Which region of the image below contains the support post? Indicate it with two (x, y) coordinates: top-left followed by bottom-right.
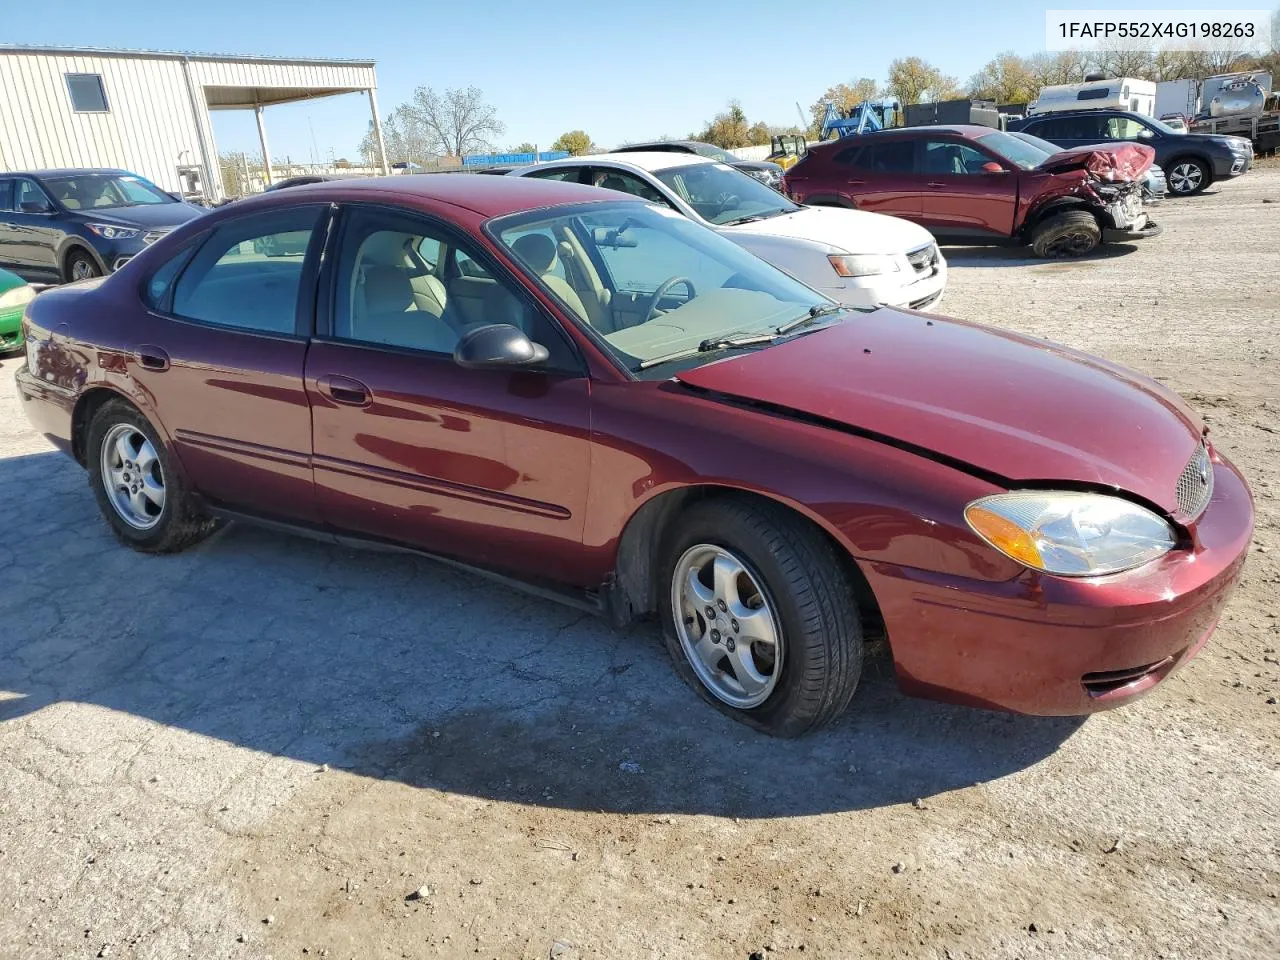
(368, 88), (390, 176)
(255, 105), (274, 187)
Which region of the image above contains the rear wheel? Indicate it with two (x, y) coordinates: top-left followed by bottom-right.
(1030, 210), (1102, 258)
(64, 248), (102, 283)
(1166, 158), (1209, 195)
(658, 497), (863, 737)
(86, 399), (221, 552)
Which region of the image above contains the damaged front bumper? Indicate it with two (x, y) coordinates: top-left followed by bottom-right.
(1104, 219), (1163, 243)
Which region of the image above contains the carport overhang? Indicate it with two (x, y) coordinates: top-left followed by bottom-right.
(201, 80), (389, 190)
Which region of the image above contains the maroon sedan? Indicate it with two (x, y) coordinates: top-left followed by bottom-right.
(14, 176), (1252, 736)
(783, 126), (1162, 257)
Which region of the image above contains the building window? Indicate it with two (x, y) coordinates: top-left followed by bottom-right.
(66, 73), (109, 113)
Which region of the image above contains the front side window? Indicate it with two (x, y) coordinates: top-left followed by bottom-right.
(653, 163), (798, 225)
(921, 141), (994, 175)
(493, 202), (833, 374)
(332, 207), (576, 368)
(43, 173), (174, 211)
(66, 73), (109, 112)
(525, 168), (583, 183)
(14, 180), (53, 213)
(976, 131), (1056, 170)
(171, 207), (322, 334)
(1105, 117), (1151, 140)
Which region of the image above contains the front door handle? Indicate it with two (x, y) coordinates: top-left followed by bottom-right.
(317, 374), (371, 406)
(927, 181), (948, 188)
(846, 178), (865, 186)
(135, 345), (170, 371)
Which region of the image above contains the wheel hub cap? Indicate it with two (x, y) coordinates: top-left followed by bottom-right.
(101, 424), (165, 530)
(672, 544), (783, 709)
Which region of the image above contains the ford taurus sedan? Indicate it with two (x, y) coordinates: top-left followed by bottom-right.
(14, 176), (1252, 737)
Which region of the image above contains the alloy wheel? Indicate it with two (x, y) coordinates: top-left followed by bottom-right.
(100, 424), (166, 530)
(671, 543), (783, 708)
(1169, 163), (1204, 194)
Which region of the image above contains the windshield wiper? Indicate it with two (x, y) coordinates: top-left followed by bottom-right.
(776, 303), (845, 335)
(722, 214), (767, 225)
(636, 332), (779, 370)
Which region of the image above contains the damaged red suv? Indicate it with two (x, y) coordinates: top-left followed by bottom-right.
(783, 125), (1162, 257)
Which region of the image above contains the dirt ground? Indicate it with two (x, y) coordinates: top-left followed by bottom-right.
(1, 168), (1277, 960)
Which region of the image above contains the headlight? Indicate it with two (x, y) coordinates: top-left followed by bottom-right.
(828, 254), (900, 277)
(86, 223), (140, 240)
(0, 284), (36, 310)
(964, 491), (1175, 576)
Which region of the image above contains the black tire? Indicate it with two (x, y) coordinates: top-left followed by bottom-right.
(1030, 210), (1102, 258)
(1165, 157), (1210, 195)
(86, 399), (221, 553)
(657, 496), (863, 737)
(63, 247), (102, 284)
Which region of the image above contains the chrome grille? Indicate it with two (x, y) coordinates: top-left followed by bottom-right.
(906, 243), (938, 273)
(142, 229), (169, 245)
(1175, 444), (1213, 521)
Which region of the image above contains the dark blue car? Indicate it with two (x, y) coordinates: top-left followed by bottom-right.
(0, 168), (204, 283)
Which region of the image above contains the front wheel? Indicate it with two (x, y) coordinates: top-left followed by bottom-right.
(64, 248), (102, 283)
(1166, 158), (1209, 195)
(87, 399), (221, 552)
(658, 497), (863, 737)
(1030, 210), (1102, 258)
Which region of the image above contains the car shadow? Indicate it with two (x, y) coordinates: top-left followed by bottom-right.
(943, 243), (1141, 269)
(0, 450), (1084, 819)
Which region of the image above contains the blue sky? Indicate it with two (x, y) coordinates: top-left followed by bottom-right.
(10, 0), (1256, 161)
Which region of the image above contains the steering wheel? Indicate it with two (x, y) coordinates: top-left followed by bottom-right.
(642, 276), (696, 323)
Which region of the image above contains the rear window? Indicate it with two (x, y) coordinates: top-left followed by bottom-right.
(858, 141), (914, 173)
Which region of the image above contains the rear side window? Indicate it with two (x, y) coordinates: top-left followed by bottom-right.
(144, 244), (199, 312)
(171, 207), (322, 334)
(0, 181), (12, 212)
(525, 168), (583, 183)
(861, 141), (915, 173)
(833, 145), (863, 165)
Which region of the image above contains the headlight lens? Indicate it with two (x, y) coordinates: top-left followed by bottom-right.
(86, 223), (140, 240)
(964, 491), (1175, 576)
(0, 284), (36, 310)
(829, 254), (900, 277)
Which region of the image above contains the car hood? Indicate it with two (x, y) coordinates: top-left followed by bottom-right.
(1037, 143), (1154, 181)
(676, 309), (1203, 514)
(731, 159), (783, 174)
(73, 203), (205, 229)
(723, 205), (936, 255)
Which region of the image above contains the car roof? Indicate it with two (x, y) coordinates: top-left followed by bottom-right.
(235, 173), (646, 218)
(526, 152), (716, 174)
(810, 125), (1004, 150)
(1022, 108), (1137, 118)
(1, 168), (132, 178)
(614, 140), (702, 152)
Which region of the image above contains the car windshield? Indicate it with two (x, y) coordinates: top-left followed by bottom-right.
(1006, 131), (1059, 156)
(42, 173), (174, 210)
(654, 162), (798, 226)
(491, 201), (836, 374)
(973, 131), (1053, 170)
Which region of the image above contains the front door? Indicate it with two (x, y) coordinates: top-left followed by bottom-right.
(916, 138), (1018, 236)
(305, 204), (594, 584)
(129, 204), (327, 523)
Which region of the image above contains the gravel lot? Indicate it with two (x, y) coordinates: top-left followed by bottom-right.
(2, 168), (1277, 960)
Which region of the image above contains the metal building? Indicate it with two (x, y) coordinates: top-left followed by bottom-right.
(0, 45), (389, 201)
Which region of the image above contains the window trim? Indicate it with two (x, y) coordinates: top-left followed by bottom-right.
(316, 201), (587, 376)
(65, 72), (110, 113)
(14, 177), (56, 214)
(147, 203), (331, 341)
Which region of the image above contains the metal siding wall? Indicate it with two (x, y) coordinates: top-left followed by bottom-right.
(189, 58), (375, 92)
(0, 52), (210, 193)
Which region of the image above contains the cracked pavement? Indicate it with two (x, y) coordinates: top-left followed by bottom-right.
(1, 169), (1278, 960)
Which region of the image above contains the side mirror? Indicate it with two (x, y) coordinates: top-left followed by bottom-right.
(20, 200), (52, 214)
(981, 162), (1007, 173)
(453, 323), (549, 369)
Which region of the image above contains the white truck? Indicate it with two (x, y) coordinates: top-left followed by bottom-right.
(1027, 78), (1156, 116)
(1155, 79), (1199, 123)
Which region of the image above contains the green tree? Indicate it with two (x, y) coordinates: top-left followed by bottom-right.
(966, 52), (1037, 104)
(747, 121), (771, 146)
(512, 142), (537, 153)
(886, 57), (958, 104)
(694, 100), (752, 148)
(550, 130), (596, 155)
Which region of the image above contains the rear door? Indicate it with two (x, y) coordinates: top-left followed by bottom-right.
(304, 203), (593, 582)
(132, 204), (327, 523)
(6, 179), (62, 275)
(0, 179), (19, 270)
(834, 139), (924, 219)
(916, 138), (1018, 237)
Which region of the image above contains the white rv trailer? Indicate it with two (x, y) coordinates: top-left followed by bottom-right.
(1027, 78), (1157, 117)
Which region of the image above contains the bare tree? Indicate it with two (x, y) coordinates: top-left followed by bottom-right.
(406, 86), (505, 158)
(1090, 48), (1156, 79)
(1027, 50), (1090, 87)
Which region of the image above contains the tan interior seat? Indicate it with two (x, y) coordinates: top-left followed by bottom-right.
(511, 233), (592, 325)
(354, 265), (459, 354)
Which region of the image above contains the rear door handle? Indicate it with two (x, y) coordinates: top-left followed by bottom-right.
(317, 374), (371, 406)
(846, 178), (865, 185)
(135, 345), (170, 371)
(927, 181), (948, 188)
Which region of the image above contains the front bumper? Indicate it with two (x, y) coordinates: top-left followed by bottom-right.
(865, 452), (1253, 715)
(1214, 153), (1252, 178)
(829, 256), (948, 312)
(0, 307), (23, 351)
(1104, 219), (1163, 244)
